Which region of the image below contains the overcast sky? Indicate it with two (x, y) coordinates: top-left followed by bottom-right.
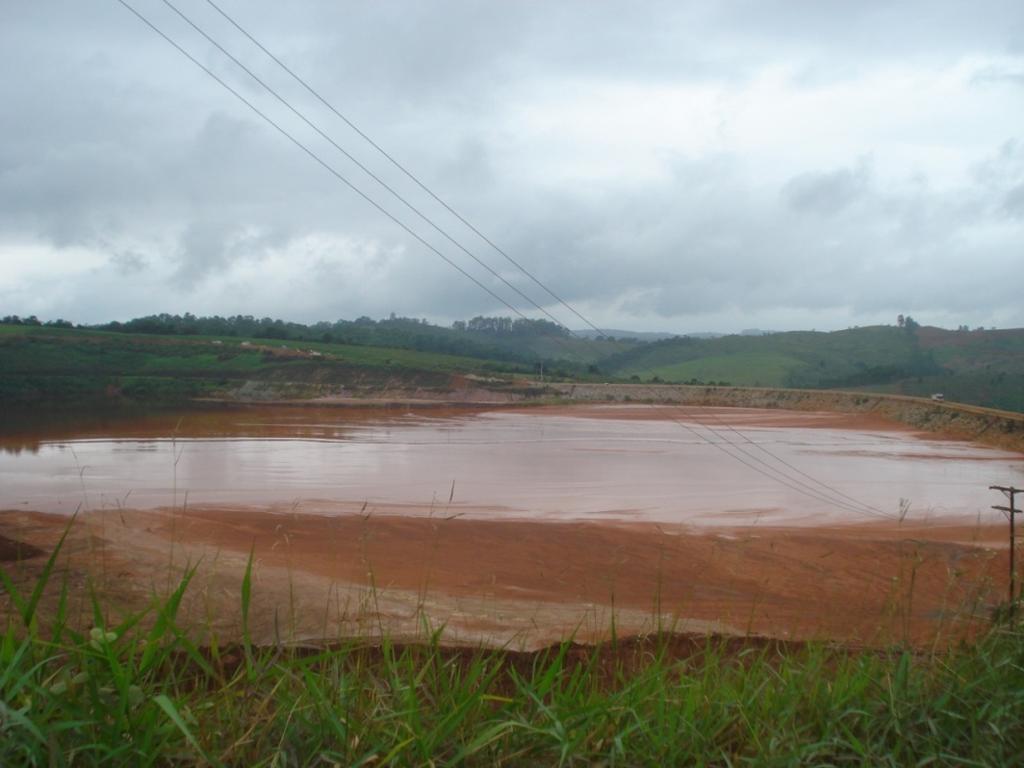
(2, 1), (1022, 333)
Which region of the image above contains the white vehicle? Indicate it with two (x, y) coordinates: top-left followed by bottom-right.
(931, 393), (944, 402)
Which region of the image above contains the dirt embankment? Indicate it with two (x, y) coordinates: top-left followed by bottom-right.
(545, 383), (1024, 453)
(210, 372), (547, 407)
(205, 376), (1024, 451)
(0, 506), (1006, 650)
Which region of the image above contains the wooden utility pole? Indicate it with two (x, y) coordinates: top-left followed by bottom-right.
(991, 485), (1022, 614)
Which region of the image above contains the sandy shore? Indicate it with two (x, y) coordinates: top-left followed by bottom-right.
(0, 504), (1007, 650)
(503, 403), (914, 432)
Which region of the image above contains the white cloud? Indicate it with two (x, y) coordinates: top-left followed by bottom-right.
(1, 0), (1023, 333)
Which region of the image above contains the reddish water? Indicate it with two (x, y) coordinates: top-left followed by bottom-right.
(1, 405), (1021, 526)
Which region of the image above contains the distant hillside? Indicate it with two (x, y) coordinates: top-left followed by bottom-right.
(0, 323), (534, 410)
(572, 328), (680, 342)
(860, 326), (1024, 411)
(574, 329), (774, 341)
(3, 315), (1021, 413)
(598, 325), (1024, 413)
(82, 313), (639, 370)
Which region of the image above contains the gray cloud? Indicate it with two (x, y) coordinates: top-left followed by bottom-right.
(1006, 185), (1024, 216)
(1, 0), (1023, 332)
(972, 65), (1024, 87)
(782, 163), (870, 216)
(109, 250), (148, 275)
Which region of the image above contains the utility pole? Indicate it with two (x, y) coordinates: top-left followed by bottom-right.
(990, 485), (1022, 615)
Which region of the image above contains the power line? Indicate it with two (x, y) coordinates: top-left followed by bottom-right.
(679, 407), (896, 520)
(668, 409), (897, 522)
(115, 0), (531, 322)
(673, 415), (894, 521)
(159, 0), (577, 335)
(667, 413), (860, 516)
(203, 0), (607, 337)
(699, 407), (891, 518)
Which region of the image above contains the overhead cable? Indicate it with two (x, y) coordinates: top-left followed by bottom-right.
(115, 0), (531, 321)
(677, 405), (894, 519)
(700, 407), (891, 517)
(669, 410), (897, 521)
(203, 0), (607, 337)
(160, 0), (577, 334)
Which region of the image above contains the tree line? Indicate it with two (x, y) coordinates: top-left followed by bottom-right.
(73, 313), (591, 369)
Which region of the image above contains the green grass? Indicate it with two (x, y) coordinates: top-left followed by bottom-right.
(632, 352), (810, 387)
(4, 322), (1024, 413)
(605, 326), (929, 385)
(0, 324), (544, 410)
(0, 324), (524, 378)
(858, 373), (1024, 414)
(601, 325), (1024, 412)
(4, 529), (1024, 765)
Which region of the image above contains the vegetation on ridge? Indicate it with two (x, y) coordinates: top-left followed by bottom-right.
(0, 324), (539, 410)
(2, 314), (1023, 412)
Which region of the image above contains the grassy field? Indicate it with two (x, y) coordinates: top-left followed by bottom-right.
(0, 324), (527, 377)
(4, 321), (1023, 413)
(3, 537), (1023, 766)
(633, 352), (810, 387)
(84, 314), (638, 369)
(862, 373), (1024, 414)
(0, 324), (537, 409)
(602, 326), (930, 385)
(601, 325), (1024, 412)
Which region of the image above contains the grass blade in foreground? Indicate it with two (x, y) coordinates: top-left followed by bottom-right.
(3, 567), (1024, 765)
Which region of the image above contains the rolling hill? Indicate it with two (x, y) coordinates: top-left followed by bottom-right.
(2, 319), (1022, 413)
(597, 325), (1024, 412)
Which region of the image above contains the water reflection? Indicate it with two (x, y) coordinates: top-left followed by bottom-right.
(1, 405), (1021, 526)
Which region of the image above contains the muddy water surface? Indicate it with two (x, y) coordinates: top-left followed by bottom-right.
(2, 404), (1020, 526)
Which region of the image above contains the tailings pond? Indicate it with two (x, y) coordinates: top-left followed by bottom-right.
(3, 404), (1021, 527)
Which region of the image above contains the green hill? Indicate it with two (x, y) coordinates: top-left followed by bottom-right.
(598, 325), (1024, 412)
(86, 313), (636, 369)
(3, 319), (1022, 413)
(600, 326), (932, 385)
(0, 324), (536, 409)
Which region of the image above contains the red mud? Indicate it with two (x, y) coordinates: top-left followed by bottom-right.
(1, 404), (1020, 648)
(3, 404), (1018, 527)
(505, 403), (911, 432)
(0, 504), (1009, 649)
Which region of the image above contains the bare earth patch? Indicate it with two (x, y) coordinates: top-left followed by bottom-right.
(0, 505), (1006, 650)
